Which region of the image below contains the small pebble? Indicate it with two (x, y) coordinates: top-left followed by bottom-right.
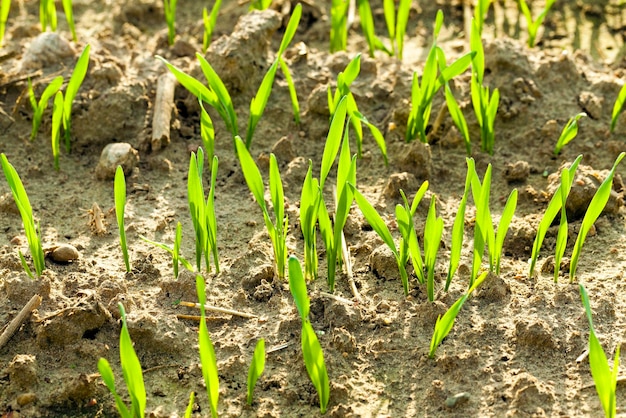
(95, 143), (139, 180)
(16, 392), (37, 406)
(46, 244), (80, 263)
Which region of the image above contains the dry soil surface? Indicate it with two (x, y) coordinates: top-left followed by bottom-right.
(2, 0), (626, 417)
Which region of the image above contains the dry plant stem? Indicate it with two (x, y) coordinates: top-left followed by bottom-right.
(151, 72), (177, 151)
(340, 232), (363, 303)
(266, 341), (294, 353)
(0, 294), (42, 351)
(319, 291), (356, 306)
(179, 301), (258, 319)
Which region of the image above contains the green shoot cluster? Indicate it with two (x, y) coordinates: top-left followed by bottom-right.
(188, 149), (219, 273)
(29, 44), (90, 168)
(40, 0), (77, 41)
(519, 0), (556, 47)
(163, 0), (177, 45)
(236, 137), (288, 279)
(114, 166), (130, 273)
(406, 11), (473, 144)
(1, 154), (45, 278)
(202, 0), (221, 53)
(580, 285), (620, 418)
(98, 303), (147, 418)
(288, 256), (330, 414)
(328, 54), (387, 162)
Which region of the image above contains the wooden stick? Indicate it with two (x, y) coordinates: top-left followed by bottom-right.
(0, 294), (42, 351)
(151, 72), (177, 151)
(179, 301), (258, 319)
(319, 291), (355, 306)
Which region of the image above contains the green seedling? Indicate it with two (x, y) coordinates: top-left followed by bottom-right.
(611, 83), (626, 133)
(580, 284), (621, 418)
(300, 161), (322, 280)
(1, 154), (45, 278)
(328, 54), (387, 162)
(554, 113), (586, 155)
(469, 161), (517, 283)
(469, 162), (493, 285)
(383, 0), (411, 59)
(474, 0), (491, 35)
(446, 159), (473, 290)
(246, 4), (301, 147)
(470, 18), (499, 154)
(330, 0), (349, 52)
(350, 182), (429, 296)
(184, 392), (195, 418)
(406, 11), (474, 143)
(51, 91), (63, 170)
(247, 339), (266, 405)
(98, 303), (147, 418)
(141, 222), (194, 278)
(299, 97), (348, 283)
(188, 150), (219, 273)
(528, 155), (582, 277)
(553, 168), (570, 282)
(40, 0), (56, 32)
(235, 137), (287, 279)
(318, 116), (356, 291)
(157, 55), (238, 141)
(519, 0), (556, 47)
(196, 275), (219, 418)
(288, 257), (330, 414)
(63, 44), (90, 153)
(357, 0), (390, 58)
(569, 152), (625, 282)
(250, 0), (271, 10)
(0, 0), (10, 46)
(424, 196), (444, 301)
(115, 166), (130, 272)
(163, 0), (177, 45)
(62, 0), (76, 41)
(398, 187), (428, 288)
(202, 0), (221, 53)
(28, 76), (63, 140)
(429, 271), (488, 358)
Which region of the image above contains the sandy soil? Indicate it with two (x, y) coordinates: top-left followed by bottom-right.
(1, 0), (626, 417)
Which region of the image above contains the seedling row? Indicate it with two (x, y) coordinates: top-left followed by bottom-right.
(1, 0), (625, 416)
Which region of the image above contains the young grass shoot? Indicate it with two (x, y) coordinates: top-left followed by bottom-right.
(245, 3), (301, 147)
(580, 284), (620, 418)
(519, 0), (556, 47)
(288, 256), (330, 414)
(554, 112), (586, 155)
(406, 11), (474, 144)
(328, 54), (387, 162)
(429, 271), (488, 358)
(528, 155), (582, 277)
(330, 0), (349, 53)
(29, 76), (63, 140)
(115, 166), (130, 273)
(611, 82), (626, 133)
(0, 0), (10, 46)
(1, 153), (45, 278)
(569, 152), (625, 282)
(202, 0), (221, 53)
(196, 275), (219, 418)
(188, 149), (219, 273)
(163, 0), (177, 45)
(98, 303), (147, 418)
(63, 44), (91, 153)
(235, 137), (287, 279)
(247, 339), (266, 406)
(383, 0), (411, 59)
